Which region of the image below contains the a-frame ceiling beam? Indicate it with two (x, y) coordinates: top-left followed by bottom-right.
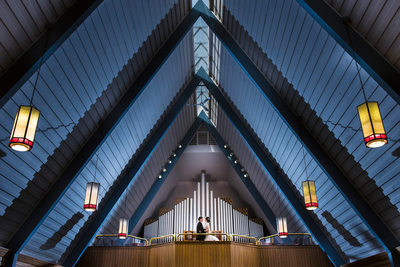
(195, 3), (400, 266)
(198, 68), (345, 266)
(62, 77), (202, 266)
(0, 0), (105, 109)
(296, 0), (400, 105)
(2, 8), (199, 267)
(200, 112), (277, 231)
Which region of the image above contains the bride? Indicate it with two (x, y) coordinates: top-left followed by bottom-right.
(204, 217), (219, 241)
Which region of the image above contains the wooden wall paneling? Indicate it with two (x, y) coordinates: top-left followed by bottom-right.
(175, 242), (231, 267)
(148, 243), (175, 267)
(0, 247), (59, 266)
(230, 243), (260, 267)
(258, 246), (333, 267)
(76, 246), (149, 267)
(75, 243), (335, 267)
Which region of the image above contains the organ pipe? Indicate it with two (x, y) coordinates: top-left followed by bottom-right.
(143, 171), (264, 239)
(206, 182), (209, 217)
(193, 191), (197, 231)
(197, 183), (201, 217)
(201, 172), (205, 216)
(210, 191), (214, 229)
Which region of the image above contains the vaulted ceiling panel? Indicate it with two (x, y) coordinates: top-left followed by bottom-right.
(97, 103), (196, 238)
(211, 0), (400, 244)
(214, 106), (306, 235)
(209, 33), (384, 260)
(0, 0), (77, 74)
(0, 0), (191, 249)
(19, 31), (193, 263)
(325, 0), (400, 71)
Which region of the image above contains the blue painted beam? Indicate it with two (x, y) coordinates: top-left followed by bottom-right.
(3, 8), (200, 266)
(62, 76), (201, 267)
(199, 112), (277, 230)
(196, 2), (400, 264)
(296, 0), (400, 106)
(197, 68), (345, 266)
(0, 0), (104, 109)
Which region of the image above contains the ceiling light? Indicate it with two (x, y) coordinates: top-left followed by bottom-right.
(84, 182), (100, 212)
(118, 218), (128, 239)
(277, 217), (288, 238)
(302, 180), (318, 210)
(357, 102), (387, 148)
(9, 106), (40, 151)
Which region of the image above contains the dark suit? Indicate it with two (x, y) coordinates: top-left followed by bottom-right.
(196, 221), (206, 241)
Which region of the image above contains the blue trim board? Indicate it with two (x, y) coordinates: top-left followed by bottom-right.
(198, 68), (345, 266)
(2, 7), (200, 267)
(62, 76), (201, 266)
(199, 112), (277, 230)
(196, 3), (400, 265)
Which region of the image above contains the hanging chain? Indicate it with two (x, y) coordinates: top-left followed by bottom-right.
(30, 31), (50, 107)
(343, 20), (369, 103)
(301, 144), (309, 182)
(94, 152), (100, 183)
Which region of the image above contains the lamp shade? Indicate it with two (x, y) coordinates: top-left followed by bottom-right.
(277, 217), (288, 238)
(9, 106), (40, 151)
(302, 180), (318, 210)
(84, 182), (99, 211)
(118, 218), (128, 239)
(357, 102), (387, 148)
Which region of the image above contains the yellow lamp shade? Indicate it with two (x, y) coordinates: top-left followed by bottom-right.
(357, 102), (387, 148)
(302, 180), (318, 210)
(277, 217), (288, 238)
(118, 218), (128, 239)
(9, 106), (40, 151)
(84, 182), (99, 211)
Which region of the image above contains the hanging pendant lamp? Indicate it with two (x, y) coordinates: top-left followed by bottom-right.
(277, 217), (288, 238)
(84, 154), (100, 211)
(302, 180), (318, 210)
(343, 22), (388, 148)
(84, 182), (99, 211)
(9, 106), (40, 151)
(9, 33), (49, 152)
(118, 218), (128, 239)
(357, 102), (387, 148)
(300, 146), (318, 210)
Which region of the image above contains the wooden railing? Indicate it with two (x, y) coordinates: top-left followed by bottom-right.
(176, 232), (231, 241)
(94, 234), (148, 246)
(230, 234), (257, 244)
(257, 233), (313, 245)
(93, 232), (314, 247)
(148, 234), (175, 245)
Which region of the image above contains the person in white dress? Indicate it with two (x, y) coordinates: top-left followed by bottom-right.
(204, 217), (219, 241)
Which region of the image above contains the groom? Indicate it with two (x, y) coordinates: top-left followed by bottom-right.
(196, 216), (206, 241)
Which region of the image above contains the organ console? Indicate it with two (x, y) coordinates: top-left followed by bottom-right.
(143, 171), (264, 240)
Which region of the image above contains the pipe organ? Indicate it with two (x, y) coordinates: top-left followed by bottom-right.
(143, 171), (264, 239)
